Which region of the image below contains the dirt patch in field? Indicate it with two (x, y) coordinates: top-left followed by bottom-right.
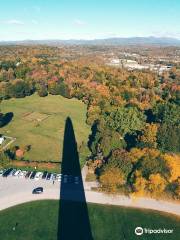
(22, 112), (49, 122)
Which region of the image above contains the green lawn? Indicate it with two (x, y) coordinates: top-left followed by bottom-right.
(0, 94), (90, 162)
(0, 200), (179, 240)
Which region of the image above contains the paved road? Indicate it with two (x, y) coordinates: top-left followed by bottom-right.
(0, 176), (180, 216)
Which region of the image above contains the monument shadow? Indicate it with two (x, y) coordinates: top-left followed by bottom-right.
(57, 117), (93, 240)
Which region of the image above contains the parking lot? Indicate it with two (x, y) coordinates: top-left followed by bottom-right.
(0, 174), (60, 211)
(0, 168), (179, 216)
(0, 168), (80, 184)
(0, 168), (84, 210)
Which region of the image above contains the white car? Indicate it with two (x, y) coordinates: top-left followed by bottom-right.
(34, 172), (43, 180)
(9, 169), (17, 176)
(18, 171), (24, 178)
(56, 174), (62, 182)
(50, 173), (54, 181)
(0, 170), (4, 176)
(14, 170), (21, 177)
(52, 174), (57, 180)
(21, 171), (27, 177)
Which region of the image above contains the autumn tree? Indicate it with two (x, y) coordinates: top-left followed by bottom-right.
(138, 123), (158, 148)
(132, 170), (148, 197)
(148, 173), (167, 197)
(100, 167), (125, 193)
(163, 154), (180, 182)
(136, 150), (169, 179)
(37, 84), (48, 97)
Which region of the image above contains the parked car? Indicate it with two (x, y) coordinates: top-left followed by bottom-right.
(19, 171), (26, 178)
(11, 169), (18, 176)
(25, 171), (31, 178)
(0, 170), (4, 176)
(42, 171), (48, 179)
(74, 176), (79, 184)
(3, 168), (13, 177)
(14, 170), (21, 177)
(30, 171), (36, 179)
(17, 170), (23, 177)
(46, 173), (51, 180)
(34, 172), (43, 180)
(63, 175), (68, 183)
(56, 174), (62, 181)
(52, 173), (57, 180)
(50, 173), (55, 181)
(9, 169), (16, 176)
(32, 187), (43, 194)
(64, 174), (71, 183)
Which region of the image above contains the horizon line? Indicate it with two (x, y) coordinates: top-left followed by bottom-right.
(0, 35), (180, 42)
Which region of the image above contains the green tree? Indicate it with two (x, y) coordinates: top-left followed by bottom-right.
(105, 106), (146, 137)
(108, 149), (133, 180)
(157, 124), (180, 152)
(153, 102), (180, 126)
(37, 85), (48, 97)
(100, 131), (126, 157)
(9, 81), (33, 98)
(137, 154), (169, 179)
(48, 82), (70, 98)
(0, 151), (10, 168)
(15, 66), (30, 79)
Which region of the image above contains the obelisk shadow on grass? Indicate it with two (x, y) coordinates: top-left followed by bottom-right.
(57, 117), (93, 240)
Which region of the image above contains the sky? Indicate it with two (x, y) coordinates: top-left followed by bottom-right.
(0, 0), (180, 41)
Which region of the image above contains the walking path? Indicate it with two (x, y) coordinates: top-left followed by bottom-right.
(0, 177), (180, 216)
(1, 136), (16, 151)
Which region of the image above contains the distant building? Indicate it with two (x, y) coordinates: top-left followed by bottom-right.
(158, 65), (172, 74)
(110, 58), (120, 64)
(123, 60), (149, 70)
(107, 57), (172, 73)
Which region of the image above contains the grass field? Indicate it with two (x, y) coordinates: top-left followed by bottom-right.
(0, 94), (90, 162)
(0, 200), (179, 240)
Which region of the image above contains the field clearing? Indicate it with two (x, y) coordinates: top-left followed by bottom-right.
(0, 94), (90, 162)
(0, 200), (179, 240)
(22, 112), (49, 122)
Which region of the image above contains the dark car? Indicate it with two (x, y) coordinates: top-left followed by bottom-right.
(25, 171), (32, 179)
(32, 187), (43, 194)
(46, 173), (51, 180)
(2, 168), (13, 177)
(30, 171), (36, 179)
(42, 171), (48, 179)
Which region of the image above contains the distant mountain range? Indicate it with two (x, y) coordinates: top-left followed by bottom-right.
(1, 37), (180, 46)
